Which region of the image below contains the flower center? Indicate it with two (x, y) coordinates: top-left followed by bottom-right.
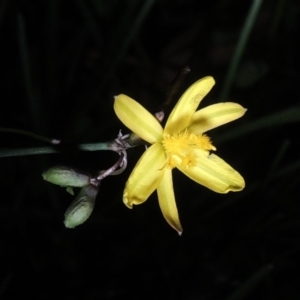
(161, 130), (216, 169)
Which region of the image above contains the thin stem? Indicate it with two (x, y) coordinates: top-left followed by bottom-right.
(0, 142), (112, 158)
(0, 127), (60, 145)
(0, 131), (142, 158)
(110, 151), (128, 176)
(95, 150), (127, 181)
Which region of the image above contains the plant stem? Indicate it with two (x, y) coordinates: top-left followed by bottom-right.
(0, 132), (141, 158)
(0, 141), (113, 158)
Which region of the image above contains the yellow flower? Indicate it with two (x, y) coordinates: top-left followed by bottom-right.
(114, 76), (246, 234)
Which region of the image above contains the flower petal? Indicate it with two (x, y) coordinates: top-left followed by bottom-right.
(176, 152), (245, 193)
(189, 102), (247, 134)
(114, 94), (163, 144)
(157, 168), (183, 235)
(164, 76), (215, 134)
(123, 143), (165, 208)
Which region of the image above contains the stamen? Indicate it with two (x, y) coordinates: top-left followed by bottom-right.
(161, 130), (215, 169)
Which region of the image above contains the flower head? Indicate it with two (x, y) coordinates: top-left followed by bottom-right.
(114, 76), (246, 234)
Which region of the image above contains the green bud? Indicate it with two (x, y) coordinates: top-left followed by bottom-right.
(42, 166), (90, 187)
(64, 184), (99, 228)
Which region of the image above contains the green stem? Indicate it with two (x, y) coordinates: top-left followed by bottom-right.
(0, 127), (60, 145)
(0, 133), (141, 158)
(0, 142), (112, 158)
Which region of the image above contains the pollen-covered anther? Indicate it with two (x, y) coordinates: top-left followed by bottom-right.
(181, 152), (197, 168)
(193, 134), (216, 151)
(162, 131), (216, 156)
(162, 133), (188, 156)
(162, 156), (177, 170)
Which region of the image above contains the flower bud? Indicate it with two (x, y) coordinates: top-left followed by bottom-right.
(42, 166), (90, 187)
(64, 184), (99, 228)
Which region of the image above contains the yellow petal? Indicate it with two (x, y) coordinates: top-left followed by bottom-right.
(189, 102), (247, 134)
(123, 143), (165, 208)
(176, 152), (245, 193)
(164, 76), (215, 134)
(157, 168), (183, 235)
(114, 94), (163, 144)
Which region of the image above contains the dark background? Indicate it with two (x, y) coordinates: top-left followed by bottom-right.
(1, 0), (300, 299)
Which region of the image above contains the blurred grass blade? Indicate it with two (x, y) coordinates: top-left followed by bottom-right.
(64, 0), (156, 137)
(220, 0), (264, 101)
(0, 127), (60, 144)
(227, 264), (273, 300)
(17, 13), (40, 129)
(217, 106), (300, 144)
(45, 0), (60, 108)
(75, 0), (102, 45)
(269, 0), (287, 39)
(274, 159), (300, 179)
(91, 0), (156, 107)
(63, 28), (88, 92)
(264, 139), (290, 183)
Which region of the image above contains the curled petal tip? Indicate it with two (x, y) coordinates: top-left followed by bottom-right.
(123, 193), (133, 209)
(123, 201), (133, 209)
